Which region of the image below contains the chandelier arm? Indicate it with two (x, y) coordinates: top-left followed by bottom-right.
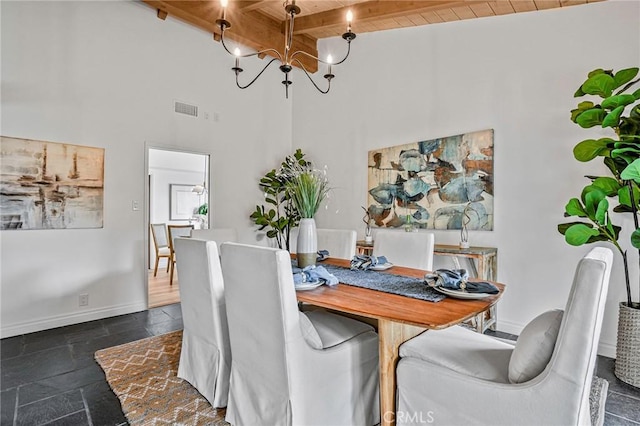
(289, 41), (352, 66)
(220, 31), (284, 62)
(236, 57), (280, 89)
(292, 58), (331, 94)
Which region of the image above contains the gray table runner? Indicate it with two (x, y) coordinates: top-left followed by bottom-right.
(323, 265), (445, 303)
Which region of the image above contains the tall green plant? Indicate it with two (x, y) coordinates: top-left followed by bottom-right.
(285, 164), (330, 219)
(249, 149), (310, 250)
(559, 67), (640, 309)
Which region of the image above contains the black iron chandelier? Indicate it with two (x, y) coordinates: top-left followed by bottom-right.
(215, 0), (356, 98)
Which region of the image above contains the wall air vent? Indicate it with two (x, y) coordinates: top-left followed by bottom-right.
(174, 101), (198, 117)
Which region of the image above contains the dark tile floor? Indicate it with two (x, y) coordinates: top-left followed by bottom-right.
(1, 303), (183, 426)
(1, 303), (639, 425)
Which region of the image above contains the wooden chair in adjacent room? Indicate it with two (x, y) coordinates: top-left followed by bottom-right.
(150, 223), (171, 277)
(167, 224), (194, 285)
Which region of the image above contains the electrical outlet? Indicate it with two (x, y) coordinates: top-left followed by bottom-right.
(79, 293), (89, 307)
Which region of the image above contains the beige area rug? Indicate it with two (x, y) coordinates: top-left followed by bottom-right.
(96, 330), (609, 426)
(95, 330), (228, 425)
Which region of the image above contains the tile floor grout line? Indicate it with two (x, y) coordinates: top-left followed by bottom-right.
(80, 388), (94, 426)
(13, 386), (20, 426)
(609, 389), (640, 401)
(605, 411), (640, 425)
(39, 409), (87, 426)
(15, 387), (82, 408)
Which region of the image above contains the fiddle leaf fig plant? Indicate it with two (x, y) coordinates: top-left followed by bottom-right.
(559, 66), (640, 309)
(249, 149), (311, 250)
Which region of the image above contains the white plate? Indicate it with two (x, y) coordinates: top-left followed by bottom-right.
(295, 281), (323, 291)
(370, 262), (394, 271)
(433, 286), (492, 300)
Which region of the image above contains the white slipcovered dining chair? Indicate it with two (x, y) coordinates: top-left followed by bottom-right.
(220, 242), (380, 426)
(373, 229), (435, 270)
(173, 238), (231, 408)
(316, 228), (357, 259)
(191, 227), (238, 243)
(395, 247), (613, 426)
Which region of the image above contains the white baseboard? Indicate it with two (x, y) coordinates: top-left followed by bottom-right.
(494, 318), (617, 358)
(0, 301), (148, 339)
(494, 318), (524, 336)
(597, 341), (616, 358)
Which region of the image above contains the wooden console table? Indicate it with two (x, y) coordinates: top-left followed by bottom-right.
(356, 240), (498, 332)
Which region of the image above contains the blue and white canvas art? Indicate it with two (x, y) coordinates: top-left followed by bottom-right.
(367, 129), (494, 231)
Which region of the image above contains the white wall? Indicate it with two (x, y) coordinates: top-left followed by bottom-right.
(293, 0), (640, 356)
(0, 1), (292, 337)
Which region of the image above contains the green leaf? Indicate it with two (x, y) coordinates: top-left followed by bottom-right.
(633, 88), (640, 100)
(591, 176), (621, 196)
(565, 198), (587, 217)
(571, 101), (595, 122)
(602, 94), (637, 110)
(611, 147), (640, 165)
(604, 156), (625, 177)
(565, 224), (600, 246)
(631, 229), (640, 249)
(582, 185), (607, 217)
(582, 73), (615, 98)
(588, 69), (607, 78)
(595, 198), (609, 225)
(617, 183), (640, 208)
(573, 139), (608, 161)
(613, 204), (634, 213)
(559, 222), (585, 235)
(602, 105), (625, 128)
(610, 224), (622, 241)
(621, 159), (640, 182)
(613, 68), (639, 89)
(266, 229), (278, 238)
(576, 108), (606, 128)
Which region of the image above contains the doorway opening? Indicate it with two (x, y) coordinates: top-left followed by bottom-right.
(147, 147), (209, 308)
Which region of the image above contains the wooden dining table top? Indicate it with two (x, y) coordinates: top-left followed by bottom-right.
(295, 257), (505, 330)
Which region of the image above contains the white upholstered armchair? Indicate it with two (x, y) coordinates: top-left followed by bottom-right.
(220, 242), (380, 426)
(395, 247), (613, 426)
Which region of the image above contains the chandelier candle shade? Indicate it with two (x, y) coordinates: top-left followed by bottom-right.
(215, 0), (356, 98)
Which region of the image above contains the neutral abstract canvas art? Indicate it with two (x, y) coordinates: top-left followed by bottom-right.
(367, 129), (494, 230)
(0, 136), (105, 230)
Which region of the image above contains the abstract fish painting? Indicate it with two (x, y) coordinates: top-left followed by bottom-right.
(0, 137), (104, 230)
(367, 129), (493, 231)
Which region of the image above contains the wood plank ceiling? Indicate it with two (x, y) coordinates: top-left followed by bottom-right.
(142, 0), (602, 72)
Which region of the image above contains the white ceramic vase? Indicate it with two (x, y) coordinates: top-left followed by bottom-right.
(297, 218), (317, 268)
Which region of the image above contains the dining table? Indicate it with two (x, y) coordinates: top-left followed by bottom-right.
(295, 257), (505, 426)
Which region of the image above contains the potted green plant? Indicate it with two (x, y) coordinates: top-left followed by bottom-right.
(284, 162), (330, 267)
(558, 66), (640, 387)
(249, 149), (310, 250)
